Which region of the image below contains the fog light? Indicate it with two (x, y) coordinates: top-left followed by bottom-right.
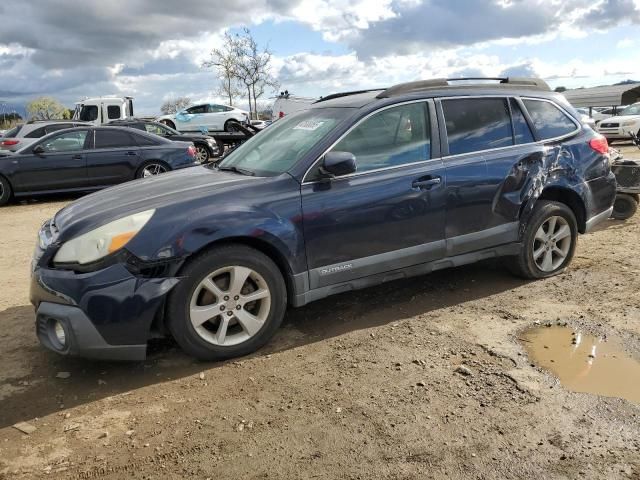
(53, 321), (66, 346)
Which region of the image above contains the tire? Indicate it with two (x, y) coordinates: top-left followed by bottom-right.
(195, 144), (210, 163)
(0, 176), (12, 206)
(611, 193), (638, 220)
(166, 245), (287, 361)
(160, 119), (176, 130)
(224, 120), (237, 132)
(507, 200), (578, 279)
(136, 161), (170, 179)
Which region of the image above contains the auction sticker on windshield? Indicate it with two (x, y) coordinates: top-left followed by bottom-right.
(293, 120), (327, 131)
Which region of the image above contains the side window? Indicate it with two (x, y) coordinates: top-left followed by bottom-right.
(509, 99), (535, 144)
(107, 105), (121, 120)
(207, 104), (226, 113)
(522, 100), (577, 140)
(94, 130), (136, 149)
(25, 126), (47, 138)
(144, 123), (165, 135)
(332, 102), (430, 173)
(186, 105), (207, 114)
(45, 124), (74, 134)
(79, 105), (98, 122)
(40, 131), (88, 153)
(442, 98), (513, 155)
(133, 132), (160, 146)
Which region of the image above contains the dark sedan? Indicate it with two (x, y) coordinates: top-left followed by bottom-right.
(0, 126), (197, 205)
(108, 119), (220, 163)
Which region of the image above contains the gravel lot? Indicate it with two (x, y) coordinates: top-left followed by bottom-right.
(1, 146), (639, 479)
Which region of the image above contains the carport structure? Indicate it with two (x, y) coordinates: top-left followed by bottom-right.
(563, 83), (640, 115)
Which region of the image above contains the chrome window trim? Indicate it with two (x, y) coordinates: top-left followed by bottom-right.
(301, 99), (433, 185)
(301, 94), (583, 185)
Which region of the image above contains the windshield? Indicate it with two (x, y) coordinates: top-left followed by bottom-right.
(620, 104), (640, 116)
(218, 108), (351, 176)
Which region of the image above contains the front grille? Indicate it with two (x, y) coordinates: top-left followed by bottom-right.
(600, 122), (619, 128)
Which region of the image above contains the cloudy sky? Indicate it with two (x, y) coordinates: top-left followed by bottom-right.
(1, 0), (640, 115)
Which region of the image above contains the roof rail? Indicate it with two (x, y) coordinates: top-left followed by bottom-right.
(26, 119), (76, 124)
(315, 89), (383, 104)
(377, 77), (550, 98)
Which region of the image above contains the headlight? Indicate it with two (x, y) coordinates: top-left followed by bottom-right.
(622, 120), (637, 127)
(54, 209), (155, 265)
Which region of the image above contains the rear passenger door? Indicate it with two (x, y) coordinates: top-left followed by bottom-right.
(438, 97), (549, 256)
(85, 129), (141, 186)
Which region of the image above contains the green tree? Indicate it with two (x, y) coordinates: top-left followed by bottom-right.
(26, 97), (68, 120)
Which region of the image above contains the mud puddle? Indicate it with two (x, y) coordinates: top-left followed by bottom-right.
(521, 326), (640, 403)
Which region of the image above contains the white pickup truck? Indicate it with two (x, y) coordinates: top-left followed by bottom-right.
(72, 96), (134, 125)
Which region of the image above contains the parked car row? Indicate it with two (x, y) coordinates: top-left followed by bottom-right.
(0, 126), (198, 205)
(28, 77), (617, 362)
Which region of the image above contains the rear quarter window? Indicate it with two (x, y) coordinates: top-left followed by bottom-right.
(522, 99), (577, 140)
(442, 98), (513, 155)
(133, 132), (161, 146)
(24, 126), (47, 138)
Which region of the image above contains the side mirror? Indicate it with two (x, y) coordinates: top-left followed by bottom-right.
(321, 151), (356, 177)
(33, 145), (45, 155)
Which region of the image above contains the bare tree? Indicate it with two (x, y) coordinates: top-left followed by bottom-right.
(160, 97), (191, 115)
(26, 97), (68, 120)
(233, 28), (279, 119)
(203, 33), (242, 106)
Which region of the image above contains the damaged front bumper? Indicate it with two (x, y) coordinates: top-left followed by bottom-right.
(30, 255), (180, 361)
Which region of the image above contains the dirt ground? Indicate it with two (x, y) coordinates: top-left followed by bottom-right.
(1, 145), (639, 479)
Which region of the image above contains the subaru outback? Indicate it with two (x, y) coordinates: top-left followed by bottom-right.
(30, 77), (616, 361)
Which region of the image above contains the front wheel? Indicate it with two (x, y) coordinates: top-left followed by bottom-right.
(166, 245), (287, 361)
(0, 176), (12, 206)
(611, 193), (638, 220)
(195, 144), (211, 163)
(507, 200), (578, 279)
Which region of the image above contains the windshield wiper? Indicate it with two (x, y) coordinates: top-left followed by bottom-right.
(217, 165), (255, 176)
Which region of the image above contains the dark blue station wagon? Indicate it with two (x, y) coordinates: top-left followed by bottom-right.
(30, 78), (616, 361)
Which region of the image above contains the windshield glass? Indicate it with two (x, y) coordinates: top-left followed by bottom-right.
(218, 108), (351, 176)
(621, 104), (640, 116)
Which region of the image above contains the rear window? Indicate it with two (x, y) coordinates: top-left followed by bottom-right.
(443, 98), (513, 155)
(94, 130), (136, 149)
(132, 132), (160, 146)
(522, 100), (577, 140)
(3, 125), (23, 138)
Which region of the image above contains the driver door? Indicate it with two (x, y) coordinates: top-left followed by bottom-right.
(12, 129), (90, 193)
(176, 104), (208, 132)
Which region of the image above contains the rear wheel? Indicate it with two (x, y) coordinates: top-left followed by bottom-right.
(507, 200), (578, 279)
(166, 245), (287, 361)
(224, 120), (238, 132)
(611, 193), (638, 220)
(0, 176), (12, 206)
(195, 144), (210, 163)
(136, 161), (169, 179)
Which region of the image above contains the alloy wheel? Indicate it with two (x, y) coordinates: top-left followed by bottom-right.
(142, 163), (167, 177)
(189, 266), (271, 347)
(195, 146), (209, 163)
(532, 215), (572, 272)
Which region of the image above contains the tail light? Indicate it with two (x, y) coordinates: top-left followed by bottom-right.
(1, 139), (19, 146)
(279, 111), (285, 118)
(589, 135), (608, 154)
(187, 145), (197, 158)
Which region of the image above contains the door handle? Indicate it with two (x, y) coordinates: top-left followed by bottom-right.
(412, 176), (442, 189)
(72, 154), (82, 160)
(125, 151), (137, 156)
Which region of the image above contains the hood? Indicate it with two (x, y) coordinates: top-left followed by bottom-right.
(53, 166), (265, 239)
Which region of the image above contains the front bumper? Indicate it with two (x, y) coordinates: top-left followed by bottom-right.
(598, 126), (636, 140)
(31, 259), (180, 361)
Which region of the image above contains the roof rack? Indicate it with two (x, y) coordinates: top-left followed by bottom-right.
(314, 89), (383, 104)
(376, 77), (550, 98)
